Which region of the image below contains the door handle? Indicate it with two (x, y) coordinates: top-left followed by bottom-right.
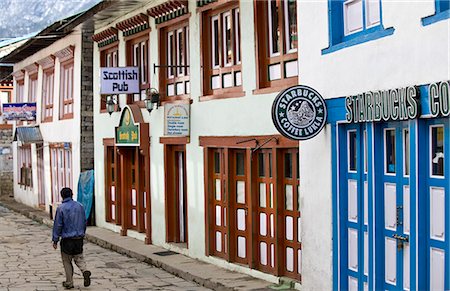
(392, 233), (409, 242)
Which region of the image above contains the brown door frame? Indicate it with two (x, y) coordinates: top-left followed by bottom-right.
(164, 144), (188, 244)
(200, 135), (299, 278)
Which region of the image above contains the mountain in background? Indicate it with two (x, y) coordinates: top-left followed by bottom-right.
(0, 0), (101, 39)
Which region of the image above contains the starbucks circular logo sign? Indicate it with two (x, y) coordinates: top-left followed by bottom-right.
(272, 85), (327, 140)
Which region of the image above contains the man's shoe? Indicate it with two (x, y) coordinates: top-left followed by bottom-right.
(62, 281), (74, 289)
(83, 270), (91, 287)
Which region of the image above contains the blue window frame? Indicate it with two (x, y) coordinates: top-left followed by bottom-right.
(422, 0), (450, 26)
(322, 0), (394, 54)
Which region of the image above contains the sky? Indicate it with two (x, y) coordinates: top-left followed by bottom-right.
(0, 0), (101, 39)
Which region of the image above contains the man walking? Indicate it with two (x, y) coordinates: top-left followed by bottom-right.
(52, 187), (91, 289)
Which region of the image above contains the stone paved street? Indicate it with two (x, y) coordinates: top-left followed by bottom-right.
(0, 206), (211, 291)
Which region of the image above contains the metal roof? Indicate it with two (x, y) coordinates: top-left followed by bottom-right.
(0, 1), (114, 64)
(13, 126), (43, 144)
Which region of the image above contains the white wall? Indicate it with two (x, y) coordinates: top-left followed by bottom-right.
(12, 27), (83, 210)
(93, 0), (284, 283)
(298, 1), (450, 290)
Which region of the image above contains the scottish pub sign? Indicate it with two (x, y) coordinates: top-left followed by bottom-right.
(272, 85), (327, 140)
(345, 86), (420, 123)
(115, 107), (139, 145)
(100, 67), (139, 94)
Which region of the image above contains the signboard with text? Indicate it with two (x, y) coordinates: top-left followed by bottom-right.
(2, 103), (37, 121)
(115, 107), (140, 145)
(164, 103), (190, 136)
(272, 85), (327, 140)
(100, 67), (139, 94)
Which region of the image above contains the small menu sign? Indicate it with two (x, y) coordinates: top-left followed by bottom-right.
(164, 103), (190, 136)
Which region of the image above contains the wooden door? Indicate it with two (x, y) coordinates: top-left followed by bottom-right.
(165, 145), (188, 243)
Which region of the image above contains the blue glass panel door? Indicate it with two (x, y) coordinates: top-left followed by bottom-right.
(338, 123), (370, 291)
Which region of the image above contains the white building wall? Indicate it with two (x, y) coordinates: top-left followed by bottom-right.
(12, 28), (83, 210)
(93, 0), (285, 283)
(298, 1), (450, 290)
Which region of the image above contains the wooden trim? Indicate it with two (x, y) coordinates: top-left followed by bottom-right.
(156, 13), (191, 29)
(252, 78), (298, 95)
(159, 136), (190, 144)
(0, 124), (12, 130)
(99, 41), (119, 52)
(196, 0), (236, 13)
(160, 96), (192, 104)
(203, 148), (211, 256)
(198, 91), (245, 102)
(123, 29), (151, 42)
(199, 135), (299, 148)
(224, 147), (231, 262)
(245, 148), (255, 268)
(54, 45), (75, 63)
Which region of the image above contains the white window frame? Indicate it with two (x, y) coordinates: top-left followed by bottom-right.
(403, 128), (410, 177)
(60, 61), (74, 118)
(168, 31), (175, 78)
(211, 15), (220, 69)
(234, 9), (241, 64)
(42, 70), (54, 120)
(383, 128), (396, 176)
(268, 0), (280, 57)
(177, 28), (185, 76)
(284, 0), (298, 54)
(140, 41), (147, 84)
(343, 0), (364, 36)
(222, 11), (232, 67)
(429, 125), (445, 179)
(365, 0), (381, 28)
(347, 130), (358, 173)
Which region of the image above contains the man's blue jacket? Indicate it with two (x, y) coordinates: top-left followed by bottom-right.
(52, 197), (87, 243)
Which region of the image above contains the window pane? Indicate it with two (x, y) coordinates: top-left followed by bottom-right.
(236, 152), (244, 176)
(223, 13), (232, 65)
(344, 0), (363, 35)
(385, 129), (396, 174)
(285, 0), (297, 51)
(269, 153), (272, 178)
(234, 9), (241, 63)
(285, 152), (292, 178)
(404, 129), (410, 176)
(268, 0), (280, 55)
(212, 17), (219, 67)
(214, 152), (220, 174)
(258, 153), (265, 177)
(364, 130), (368, 173)
(365, 0), (380, 27)
(349, 131), (357, 171)
(177, 29), (184, 75)
(431, 126), (444, 176)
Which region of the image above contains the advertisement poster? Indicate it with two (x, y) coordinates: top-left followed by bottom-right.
(2, 103), (37, 121)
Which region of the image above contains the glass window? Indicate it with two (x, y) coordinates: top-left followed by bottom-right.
(431, 126), (444, 176)
(236, 152), (245, 176)
(285, 152), (292, 178)
(42, 70), (54, 121)
(60, 61), (74, 119)
(364, 130), (368, 173)
(268, 0), (280, 56)
(404, 129), (410, 176)
(284, 0), (298, 52)
(211, 16), (220, 68)
(385, 129), (396, 174)
(258, 153), (265, 177)
(348, 131), (357, 171)
(214, 152), (220, 174)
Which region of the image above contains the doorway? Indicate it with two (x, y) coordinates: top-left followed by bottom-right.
(165, 144), (188, 244)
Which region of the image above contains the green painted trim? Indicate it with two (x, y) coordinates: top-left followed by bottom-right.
(123, 23), (149, 37)
(155, 7), (188, 25)
(98, 36), (118, 48)
(197, 0), (217, 7)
